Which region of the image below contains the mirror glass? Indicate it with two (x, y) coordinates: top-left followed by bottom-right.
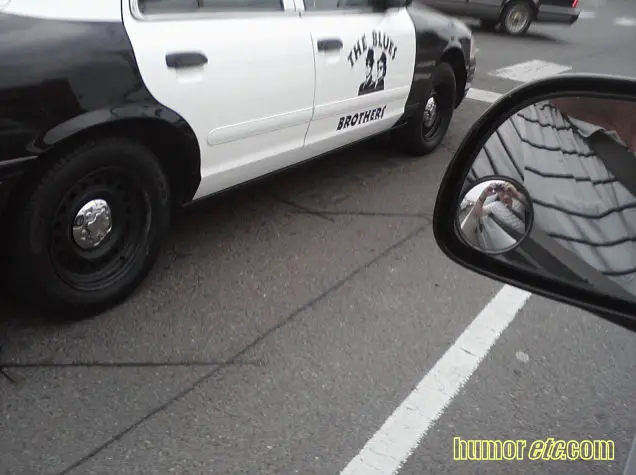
(461, 95), (636, 302)
(457, 177), (533, 254)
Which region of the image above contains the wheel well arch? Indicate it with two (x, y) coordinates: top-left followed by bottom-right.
(440, 47), (467, 108)
(34, 118), (201, 207)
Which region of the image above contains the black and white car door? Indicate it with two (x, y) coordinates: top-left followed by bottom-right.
(297, 0), (416, 156)
(123, 0), (317, 200)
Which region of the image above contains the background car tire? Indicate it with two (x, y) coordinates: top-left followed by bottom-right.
(500, 0), (533, 36)
(391, 62), (457, 157)
(1, 137), (171, 320)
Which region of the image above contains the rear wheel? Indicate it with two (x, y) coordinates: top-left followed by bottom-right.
(2, 138), (171, 319)
(391, 62), (457, 157)
(500, 0), (533, 36)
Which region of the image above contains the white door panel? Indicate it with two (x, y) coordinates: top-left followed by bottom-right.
(122, 2), (316, 200)
(301, 8), (416, 155)
(305, 84), (410, 154)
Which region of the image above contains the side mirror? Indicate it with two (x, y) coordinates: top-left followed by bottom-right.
(433, 74), (636, 333)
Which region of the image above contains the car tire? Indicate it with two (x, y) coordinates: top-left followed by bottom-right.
(391, 62), (456, 157)
(1, 137), (171, 320)
(500, 0), (533, 36)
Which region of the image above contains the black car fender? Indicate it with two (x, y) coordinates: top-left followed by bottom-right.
(0, 10), (202, 209)
(399, 2), (472, 123)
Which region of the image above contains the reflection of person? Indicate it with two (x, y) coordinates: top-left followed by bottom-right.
(473, 182), (526, 228)
(467, 97), (636, 293)
(374, 52), (387, 91)
(461, 181), (527, 250)
(358, 49), (375, 96)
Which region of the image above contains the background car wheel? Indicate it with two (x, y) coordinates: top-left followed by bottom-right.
(2, 137), (171, 319)
(501, 0), (533, 36)
(391, 62), (456, 157)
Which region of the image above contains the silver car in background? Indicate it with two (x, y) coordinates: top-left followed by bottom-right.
(420, 0), (580, 35)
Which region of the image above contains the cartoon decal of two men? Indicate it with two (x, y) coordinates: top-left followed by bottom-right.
(358, 49), (387, 96)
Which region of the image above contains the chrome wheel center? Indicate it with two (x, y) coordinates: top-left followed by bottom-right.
(423, 96), (438, 128)
(72, 199), (113, 249)
(508, 8), (527, 31)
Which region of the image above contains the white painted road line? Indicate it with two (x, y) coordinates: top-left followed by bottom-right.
(340, 285), (532, 475)
(466, 88), (502, 104)
(490, 60), (572, 83)
(578, 10), (597, 19)
(614, 17), (636, 27)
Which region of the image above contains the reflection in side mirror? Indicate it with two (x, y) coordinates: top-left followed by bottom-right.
(433, 74), (636, 332)
(467, 95), (636, 299)
(457, 177), (533, 254)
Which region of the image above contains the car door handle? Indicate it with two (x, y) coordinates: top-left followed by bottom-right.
(317, 38), (343, 52)
(165, 52), (208, 69)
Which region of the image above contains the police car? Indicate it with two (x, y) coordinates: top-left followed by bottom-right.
(0, 0), (476, 318)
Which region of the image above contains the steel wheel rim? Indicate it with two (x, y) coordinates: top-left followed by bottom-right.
(422, 93), (443, 139)
(506, 5), (530, 33)
(49, 166), (150, 292)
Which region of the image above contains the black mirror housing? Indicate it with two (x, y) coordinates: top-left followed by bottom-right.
(433, 74), (636, 333)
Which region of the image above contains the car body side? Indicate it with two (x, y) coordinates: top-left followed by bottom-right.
(0, 0), (475, 223)
(0, 0), (201, 219)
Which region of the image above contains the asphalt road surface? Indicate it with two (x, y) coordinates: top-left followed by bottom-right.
(2, 2), (636, 474)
